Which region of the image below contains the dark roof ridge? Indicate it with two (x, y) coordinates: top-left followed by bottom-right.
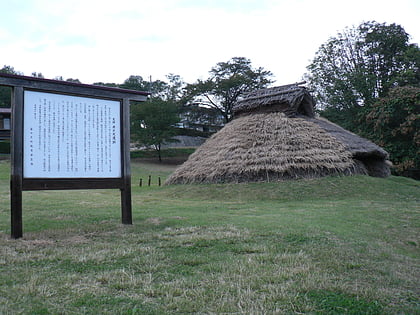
(233, 83), (314, 118)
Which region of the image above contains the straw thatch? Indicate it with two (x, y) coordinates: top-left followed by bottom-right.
(233, 83), (315, 118)
(166, 113), (362, 184)
(310, 117), (390, 177)
(166, 84), (390, 185)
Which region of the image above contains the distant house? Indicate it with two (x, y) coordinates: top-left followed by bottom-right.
(162, 106), (225, 149)
(0, 108), (11, 140)
(178, 106), (224, 133)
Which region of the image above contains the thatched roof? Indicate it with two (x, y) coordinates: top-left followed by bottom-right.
(166, 113), (369, 184)
(166, 84), (390, 185)
(233, 82), (315, 118)
(311, 117), (388, 160)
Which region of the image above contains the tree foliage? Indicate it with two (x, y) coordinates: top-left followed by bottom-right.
(307, 21), (420, 114)
(118, 74), (185, 101)
(119, 75), (162, 95)
(130, 98), (180, 162)
(123, 74), (186, 161)
(363, 86), (420, 174)
(306, 21), (420, 177)
(0, 65), (21, 107)
(184, 57), (274, 122)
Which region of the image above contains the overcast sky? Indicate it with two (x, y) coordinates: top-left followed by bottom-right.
(1, 0), (419, 86)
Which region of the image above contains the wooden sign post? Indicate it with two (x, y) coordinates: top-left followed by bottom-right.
(0, 73), (149, 239)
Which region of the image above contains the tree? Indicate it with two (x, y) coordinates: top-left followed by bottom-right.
(184, 57), (274, 122)
(66, 78), (81, 83)
(94, 74), (186, 161)
(0, 65), (22, 107)
(31, 72), (44, 78)
(363, 86), (419, 175)
(93, 81), (119, 88)
(306, 21), (420, 131)
(165, 73), (185, 101)
(131, 99), (180, 162)
(119, 75), (167, 98)
(119, 74), (185, 101)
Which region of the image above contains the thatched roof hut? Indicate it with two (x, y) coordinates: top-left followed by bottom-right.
(166, 83), (390, 184)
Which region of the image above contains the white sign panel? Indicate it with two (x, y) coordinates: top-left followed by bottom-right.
(23, 91), (121, 178)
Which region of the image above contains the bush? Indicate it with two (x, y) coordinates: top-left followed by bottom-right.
(130, 148), (195, 159)
(363, 86), (420, 176)
(0, 140), (10, 154)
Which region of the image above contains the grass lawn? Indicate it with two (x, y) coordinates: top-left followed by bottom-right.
(0, 158), (419, 314)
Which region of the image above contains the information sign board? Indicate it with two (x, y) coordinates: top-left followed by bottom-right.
(0, 73), (149, 238)
(23, 91), (121, 178)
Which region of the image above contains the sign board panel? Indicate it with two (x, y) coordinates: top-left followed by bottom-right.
(1, 73), (149, 238)
(23, 91), (121, 178)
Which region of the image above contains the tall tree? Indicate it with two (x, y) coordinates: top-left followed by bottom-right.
(131, 98), (180, 162)
(306, 21), (420, 130)
(184, 57), (274, 122)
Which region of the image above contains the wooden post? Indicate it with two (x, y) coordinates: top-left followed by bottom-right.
(139, 178), (142, 187)
(121, 179), (132, 224)
(158, 177), (161, 186)
(10, 86), (24, 238)
(148, 175), (151, 186)
(10, 175), (23, 239)
(121, 98), (132, 225)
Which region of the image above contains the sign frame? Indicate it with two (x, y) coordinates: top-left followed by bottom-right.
(0, 73), (149, 238)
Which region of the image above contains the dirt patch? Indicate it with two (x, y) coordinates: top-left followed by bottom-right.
(132, 157), (188, 165)
(171, 216), (186, 220)
(146, 216), (186, 226)
(21, 239), (56, 246)
(146, 217), (164, 225)
(62, 235), (90, 245)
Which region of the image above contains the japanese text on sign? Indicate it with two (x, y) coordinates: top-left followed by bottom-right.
(23, 91), (121, 178)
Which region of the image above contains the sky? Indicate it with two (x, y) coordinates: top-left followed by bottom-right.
(1, 0), (419, 86)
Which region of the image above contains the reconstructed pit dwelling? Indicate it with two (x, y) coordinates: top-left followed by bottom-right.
(166, 83), (390, 184)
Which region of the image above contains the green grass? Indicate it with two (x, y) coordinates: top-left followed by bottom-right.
(0, 159), (419, 314)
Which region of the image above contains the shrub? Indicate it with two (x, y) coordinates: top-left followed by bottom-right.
(0, 140), (10, 154)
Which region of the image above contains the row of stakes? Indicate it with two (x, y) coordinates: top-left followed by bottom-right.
(139, 175), (161, 187)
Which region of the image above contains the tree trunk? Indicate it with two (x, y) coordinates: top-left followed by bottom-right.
(157, 143), (162, 162)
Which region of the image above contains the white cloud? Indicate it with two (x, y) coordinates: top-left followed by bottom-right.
(1, 0), (419, 85)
